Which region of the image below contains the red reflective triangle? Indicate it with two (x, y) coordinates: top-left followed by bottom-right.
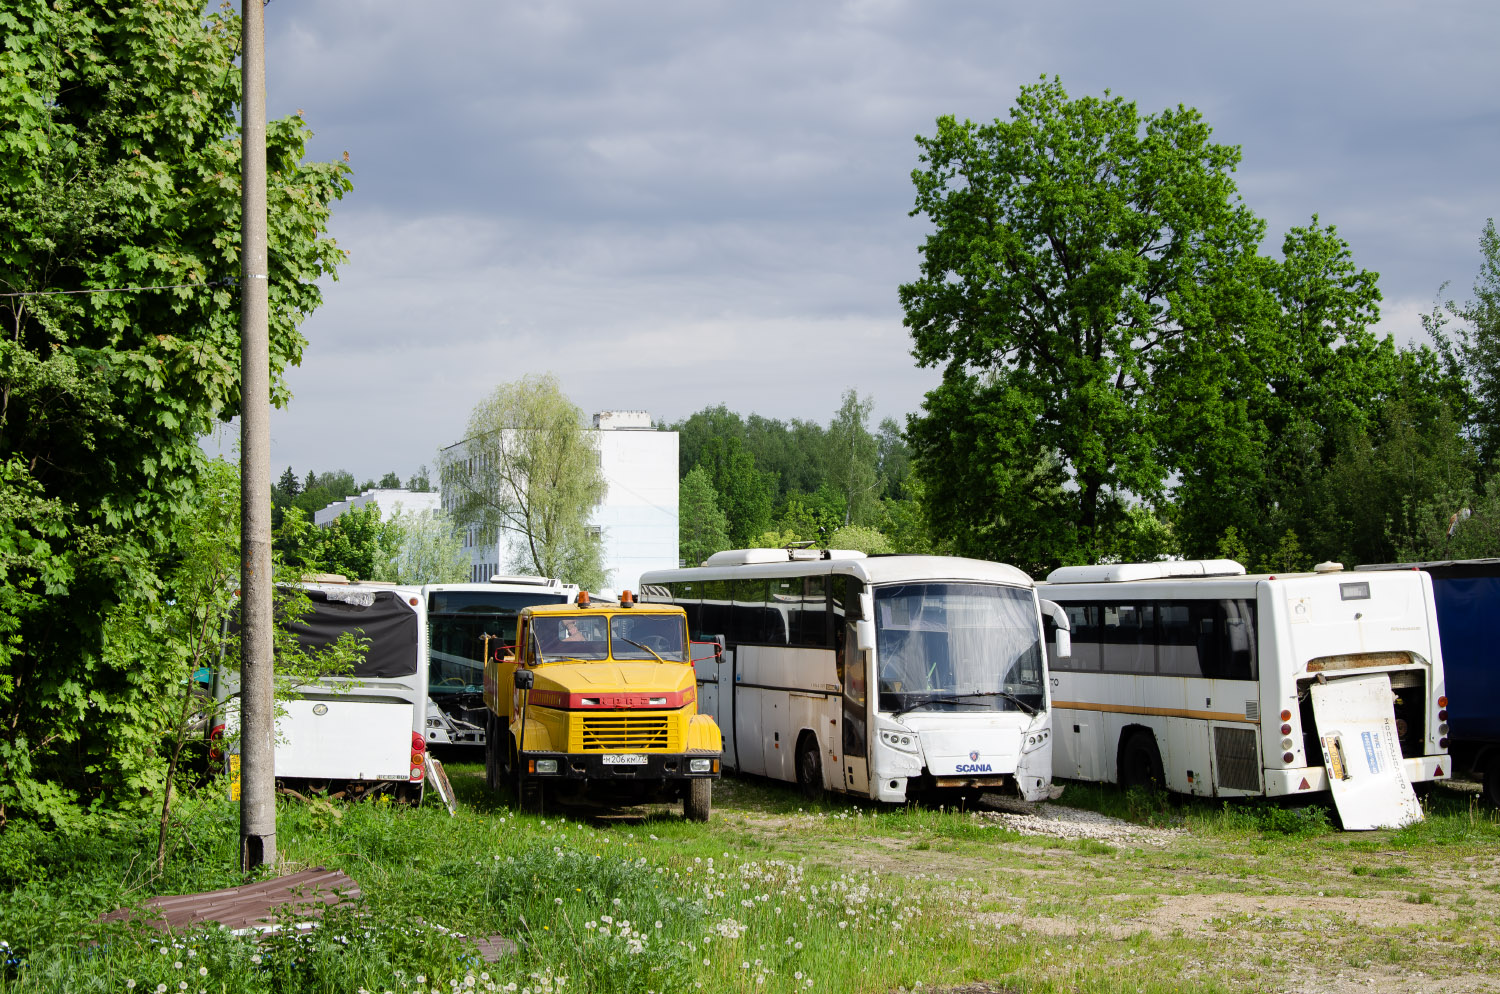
(1298, 778), (1311, 791)
(1434, 764), (1444, 778)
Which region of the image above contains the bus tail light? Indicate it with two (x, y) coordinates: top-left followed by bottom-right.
(1438, 696), (1447, 708)
(1280, 710), (1292, 722)
(1282, 752), (1295, 764)
(410, 731), (426, 781)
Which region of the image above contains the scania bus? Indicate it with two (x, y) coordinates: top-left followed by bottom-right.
(640, 550), (1067, 805)
(1039, 560), (1449, 828)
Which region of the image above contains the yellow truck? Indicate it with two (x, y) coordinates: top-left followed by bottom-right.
(482, 591), (722, 819)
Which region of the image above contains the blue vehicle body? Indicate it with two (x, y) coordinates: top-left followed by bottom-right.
(1358, 559), (1500, 805)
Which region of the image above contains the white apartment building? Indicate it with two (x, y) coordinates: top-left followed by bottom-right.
(313, 488), (442, 527)
(441, 411), (678, 590)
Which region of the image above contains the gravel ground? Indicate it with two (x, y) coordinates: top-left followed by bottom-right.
(976, 794), (1184, 847)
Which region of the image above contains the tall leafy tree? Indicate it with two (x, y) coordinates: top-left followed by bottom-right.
(447, 374), (608, 590)
(900, 79), (1265, 569)
(696, 435), (775, 547)
(678, 466), (730, 567)
(826, 389), (879, 526)
(1427, 218), (1500, 468)
(0, 1), (350, 825)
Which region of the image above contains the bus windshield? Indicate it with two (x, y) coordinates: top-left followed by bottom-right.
(874, 583), (1044, 714)
(429, 591), (568, 694)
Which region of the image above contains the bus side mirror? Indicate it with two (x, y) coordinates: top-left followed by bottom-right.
(1040, 599), (1072, 659)
(514, 669), (534, 690)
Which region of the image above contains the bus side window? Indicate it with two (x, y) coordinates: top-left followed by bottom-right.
(1060, 604), (1101, 671)
(1220, 599), (1256, 680)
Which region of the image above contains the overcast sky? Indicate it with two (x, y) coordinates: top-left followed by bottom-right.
(234, 0), (1500, 484)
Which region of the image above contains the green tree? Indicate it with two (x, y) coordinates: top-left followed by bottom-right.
(900, 78), (1265, 571)
(1427, 218), (1500, 467)
(875, 418), (912, 501)
(406, 465), (432, 492)
(678, 466), (730, 566)
(1173, 219), (1389, 564)
(829, 524), (893, 555)
(375, 507), (468, 584)
(697, 436), (775, 547)
(377, 471), (402, 489)
(827, 389), (880, 526)
(447, 374), (608, 590)
(0, 1), (350, 826)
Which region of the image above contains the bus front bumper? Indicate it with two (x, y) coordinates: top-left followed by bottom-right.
(1264, 754), (1449, 796)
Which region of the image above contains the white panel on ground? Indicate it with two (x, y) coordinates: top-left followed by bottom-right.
(1309, 674), (1423, 830)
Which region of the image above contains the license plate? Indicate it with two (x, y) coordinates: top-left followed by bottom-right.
(602, 754), (648, 766)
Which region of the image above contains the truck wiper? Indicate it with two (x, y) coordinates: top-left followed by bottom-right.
(893, 690), (1038, 718)
(616, 636), (666, 663)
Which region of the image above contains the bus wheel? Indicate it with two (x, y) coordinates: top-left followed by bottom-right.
(1482, 752), (1500, 810)
(1119, 732), (1165, 791)
(796, 733), (823, 801)
(684, 779), (712, 821)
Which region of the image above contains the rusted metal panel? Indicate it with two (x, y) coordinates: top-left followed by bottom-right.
(100, 867), (360, 933)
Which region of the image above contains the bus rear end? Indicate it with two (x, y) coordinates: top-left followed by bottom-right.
(220, 583), (429, 802)
(1264, 568), (1448, 808)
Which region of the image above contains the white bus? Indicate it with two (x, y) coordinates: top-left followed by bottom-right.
(640, 550), (1065, 805)
(1040, 560), (1449, 827)
(217, 579), (430, 801)
(423, 576), (577, 747)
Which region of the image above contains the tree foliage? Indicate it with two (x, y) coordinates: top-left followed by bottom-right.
(900, 77), (1266, 571)
(678, 466), (730, 567)
(1427, 218), (1500, 468)
(446, 374), (607, 590)
(0, 0), (350, 826)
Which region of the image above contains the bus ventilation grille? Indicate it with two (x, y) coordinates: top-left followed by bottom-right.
(1244, 700), (1260, 722)
(1213, 727), (1261, 792)
(580, 715), (671, 752)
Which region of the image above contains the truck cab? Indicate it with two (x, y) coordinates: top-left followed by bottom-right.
(482, 591), (722, 819)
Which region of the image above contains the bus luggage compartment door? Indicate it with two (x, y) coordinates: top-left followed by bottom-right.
(1309, 674), (1423, 830)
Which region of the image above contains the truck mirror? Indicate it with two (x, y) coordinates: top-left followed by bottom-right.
(514, 669), (535, 690)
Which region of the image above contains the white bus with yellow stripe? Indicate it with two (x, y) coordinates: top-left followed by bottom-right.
(1040, 560), (1449, 828)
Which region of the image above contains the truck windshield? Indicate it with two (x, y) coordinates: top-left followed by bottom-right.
(535, 614), (610, 662)
(611, 614), (688, 661)
(874, 582), (1044, 714)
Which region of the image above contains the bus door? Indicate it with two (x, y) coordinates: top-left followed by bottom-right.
(840, 621), (870, 793)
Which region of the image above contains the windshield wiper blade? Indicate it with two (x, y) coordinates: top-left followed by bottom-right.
(616, 636), (666, 663)
(893, 690), (1038, 718)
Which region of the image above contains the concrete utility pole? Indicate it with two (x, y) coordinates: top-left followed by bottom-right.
(238, 0), (276, 872)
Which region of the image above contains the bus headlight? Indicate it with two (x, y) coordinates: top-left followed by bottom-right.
(689, 758), (714, 773)
(534, 759), (559, 774)
(879, 729), (920, 753)
(1022, 729), (1051, 753)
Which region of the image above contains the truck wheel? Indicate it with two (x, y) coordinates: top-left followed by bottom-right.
(1483, 752), (1500, 810)
(484, 713), (499, 791)
(510, 739), (542, 812)
(684, 778), (712, 821)
(796, 733), (823, 801)
(1119, 731), (1165, 791)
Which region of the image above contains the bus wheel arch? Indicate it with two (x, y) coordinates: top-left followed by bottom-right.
(1117, 726), (1165, 790)
(795, 730), (824, 801)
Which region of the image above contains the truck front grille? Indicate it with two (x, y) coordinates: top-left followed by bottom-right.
(575, 714), (676, 752)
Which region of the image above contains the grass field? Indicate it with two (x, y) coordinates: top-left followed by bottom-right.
(2, 761), (1497, 993)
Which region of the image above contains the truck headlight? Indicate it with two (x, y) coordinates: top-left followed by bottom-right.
(534, 759), (559, 774)
(689, 758), (713, 773)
